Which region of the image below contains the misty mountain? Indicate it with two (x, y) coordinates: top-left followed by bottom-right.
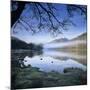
(49, 32), (87, 44)
(49, 38), (69, 43)
(71, 32), (87, 41)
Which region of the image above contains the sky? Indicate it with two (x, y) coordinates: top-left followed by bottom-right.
(11, 2), (87, 44)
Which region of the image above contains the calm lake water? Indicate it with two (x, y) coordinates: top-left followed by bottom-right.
(23, 49), (86, 73)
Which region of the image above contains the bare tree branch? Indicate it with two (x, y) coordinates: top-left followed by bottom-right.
(11, 1), (87, 36)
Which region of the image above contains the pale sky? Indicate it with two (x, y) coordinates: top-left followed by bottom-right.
(11, 2), (87, 44)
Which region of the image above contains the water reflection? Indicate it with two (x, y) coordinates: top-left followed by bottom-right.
(23, 49), (86, 73)
(12, 47), (87, 73)
(43, 49), (86, 61)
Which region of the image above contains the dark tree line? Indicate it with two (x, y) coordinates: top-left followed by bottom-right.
(11, 37), (43, 50)
(11, 1), (87, 36)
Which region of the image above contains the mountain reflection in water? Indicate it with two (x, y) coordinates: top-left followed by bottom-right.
(23, 49), (86, 73)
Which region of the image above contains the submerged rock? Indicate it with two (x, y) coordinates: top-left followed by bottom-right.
(40, 58), (43, 60)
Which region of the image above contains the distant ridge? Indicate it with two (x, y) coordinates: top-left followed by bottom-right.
(49, 38), (69, 43)
(49, 32), (87, 44)
(71, 32), (87, 41)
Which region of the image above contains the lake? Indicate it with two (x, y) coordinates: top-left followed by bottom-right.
(23, 48), (86, 73)
(11, 45), (87, 89)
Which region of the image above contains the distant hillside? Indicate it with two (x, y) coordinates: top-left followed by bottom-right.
(71, 32), (87, 41)
(49, 38), (69, 43)
(11, 37), (28, 49)
(11, 37), (43, 50)
(49, 32), (87, 44)
(51, 32), (87, 56)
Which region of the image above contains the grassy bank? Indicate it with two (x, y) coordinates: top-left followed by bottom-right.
(12, 66), (87, 89)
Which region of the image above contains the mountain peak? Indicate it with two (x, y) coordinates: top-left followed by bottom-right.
(49, 38), (69, 43)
